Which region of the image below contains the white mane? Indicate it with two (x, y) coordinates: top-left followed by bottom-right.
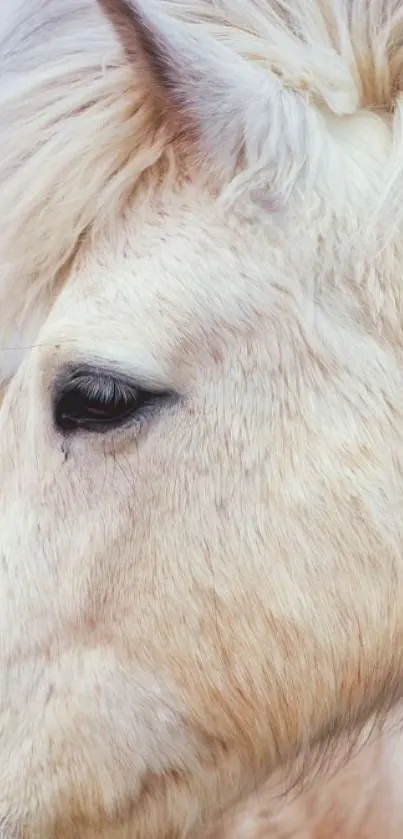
(1, 0), (403, 359)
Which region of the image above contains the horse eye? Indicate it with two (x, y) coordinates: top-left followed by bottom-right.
(53, 364), (172, 434)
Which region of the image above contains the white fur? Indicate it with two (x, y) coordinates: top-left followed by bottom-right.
(2, 1), (403, 837)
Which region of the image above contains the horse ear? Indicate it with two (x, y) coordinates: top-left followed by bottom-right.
(98, 0), (316, 189)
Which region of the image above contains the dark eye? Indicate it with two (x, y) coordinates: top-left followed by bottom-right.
(53, 364), (173, 434)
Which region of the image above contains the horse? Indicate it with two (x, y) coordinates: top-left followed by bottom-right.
(2, 0), (403, 836)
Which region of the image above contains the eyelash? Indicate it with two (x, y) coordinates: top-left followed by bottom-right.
(53, 365), (175, 435)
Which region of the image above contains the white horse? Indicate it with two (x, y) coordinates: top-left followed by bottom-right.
(2, 1), (403, 836)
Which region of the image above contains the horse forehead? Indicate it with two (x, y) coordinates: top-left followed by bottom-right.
(52, 208), (270, 343)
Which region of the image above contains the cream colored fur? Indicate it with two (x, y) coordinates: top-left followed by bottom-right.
(216, 715), (403, 838)
(2, 1), (403, 837)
